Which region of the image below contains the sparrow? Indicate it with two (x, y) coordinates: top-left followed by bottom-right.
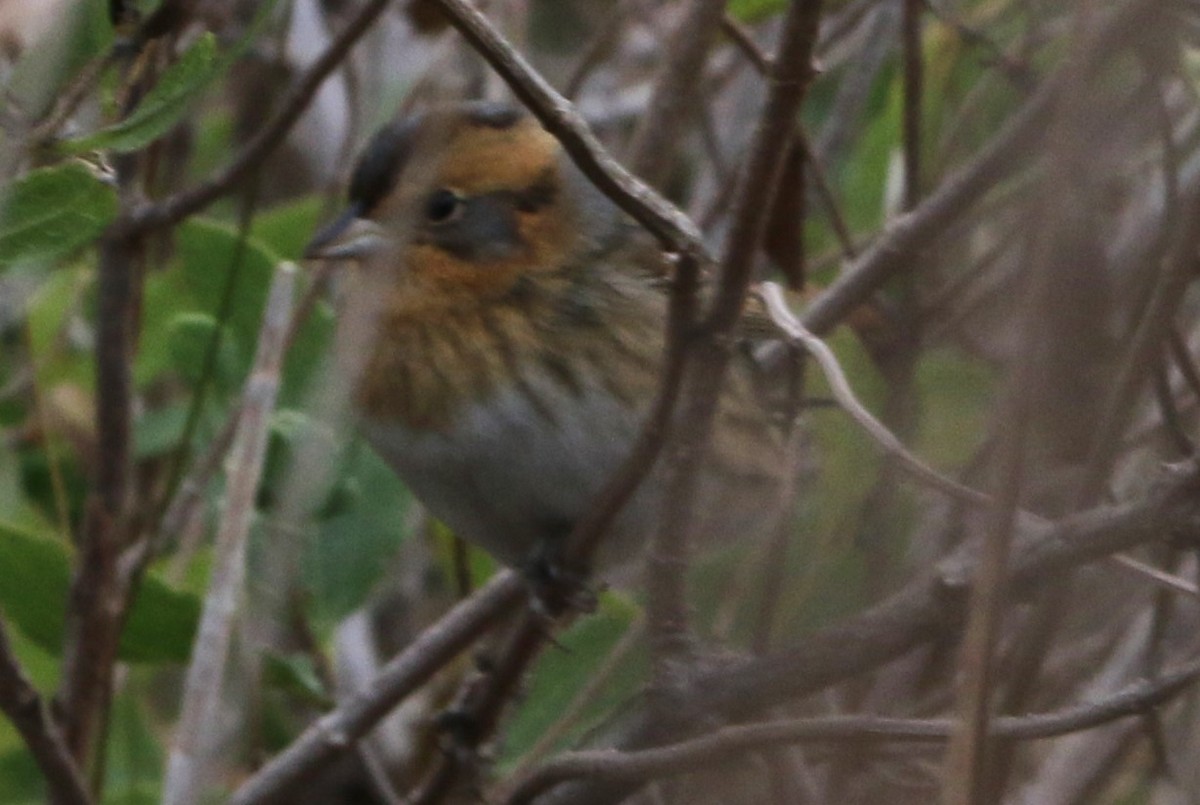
(306, 101), (792, 578)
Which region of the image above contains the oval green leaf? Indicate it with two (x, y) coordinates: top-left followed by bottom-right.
(0, 163), (117, 270)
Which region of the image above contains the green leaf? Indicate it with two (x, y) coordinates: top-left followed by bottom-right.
(251, 196), (325, 261)
(103, 689), (164, 803)
(62, 33), (222, 154)
(729, 0), (787, 23)
(915, 348), (995, 468)
(300, 443), (411, 630)
(165, 312), (244, 391)
(0, 746), (43, 804)
(0, 522), (200, 663)
(0, 163), (117, 269)
(133, 402), (191, 458)
(500, 594), (644, 767)
(263, 653), (332, 708)
(175, 218), (280, 347)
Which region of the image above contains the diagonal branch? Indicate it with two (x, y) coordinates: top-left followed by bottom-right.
(228, 572), (524, 805)
(0, 617), (92, 805)
(432, 0), (707, 259)
(122, 0), (391, 236)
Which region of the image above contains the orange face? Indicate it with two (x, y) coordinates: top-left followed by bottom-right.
(333, 105), (581, 313)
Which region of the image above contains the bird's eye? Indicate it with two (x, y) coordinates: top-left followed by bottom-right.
(424, 189), (463, 224)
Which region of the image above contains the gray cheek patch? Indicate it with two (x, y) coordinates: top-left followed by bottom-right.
(429, 196), (524, 262)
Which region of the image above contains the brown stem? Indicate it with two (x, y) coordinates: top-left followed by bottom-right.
(228, 572), (524, 804)
(58, 231), (139, 773)
(122, 0), (391, 236)
(506, 655), (1200, 804)
(0, 618), (92, 805)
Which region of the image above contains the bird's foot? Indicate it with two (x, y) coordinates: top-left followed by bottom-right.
(522, 542), (598, 619)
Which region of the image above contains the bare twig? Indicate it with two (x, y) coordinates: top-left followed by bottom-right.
(506, 655), (1200, 804)
(646, 0), (826, 679)
(229, 572), (524, 805)
(539, 460), (1200, 803)
(29, 50), (118, 145)
(123, 0), (391, 235)
(0, 618), (92, 805)
(802, 0), (1156, 336)
(721, 14), (772, 74)
(409, 609), (547, 804)
(163, 263), (297, 805)
(1109, 553), (1200, 598)
(431, 0), (708, 259)
(760, 283), (1037, 520)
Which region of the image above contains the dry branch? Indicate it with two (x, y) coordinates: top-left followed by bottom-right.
(164, 263), (297, 805)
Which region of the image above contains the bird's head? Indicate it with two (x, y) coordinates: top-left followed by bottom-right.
(306, 101), (618, 304)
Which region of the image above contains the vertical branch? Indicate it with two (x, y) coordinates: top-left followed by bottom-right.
(939, 400), (1028, 805)
(855, 0), (924, 591)
(163, 263), (297, 805)
(902, 0), (923, 210)
(58, 229), (139, 771)
(626, 0), (729, 188)
(643, 0), (825, 676)
(942, 3), (1111, 800)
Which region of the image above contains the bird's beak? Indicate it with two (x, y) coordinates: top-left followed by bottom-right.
(304, 205), (390, 261)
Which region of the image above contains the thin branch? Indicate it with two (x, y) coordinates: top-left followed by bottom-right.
(122, 0), (391, 236)
(1109, 553), (1200, 598)
(0, 618), (92, 805)
(505, 656), (1200, 804)
(721, 14), (772, 74)
(229, 572), (524, 805)
(538, 461), (1200, 803)
(163, 263), (297, 805)
(1076, 185), (1200, 503)
(645, 0), (826, 680)
(28, 50), (118, 145)
(431, 0), (708, 259)
(902, 0), (923, 210)
(801, 0), (1155, 336)
(720, 20), (858, 261)
(409, 610), (547, 805)
(760, 283), (1038, 522)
